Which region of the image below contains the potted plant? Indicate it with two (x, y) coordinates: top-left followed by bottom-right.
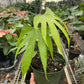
(15, 7), (70, 84)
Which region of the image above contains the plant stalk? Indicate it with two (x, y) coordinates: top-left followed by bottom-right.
(74, 31), (80, 51)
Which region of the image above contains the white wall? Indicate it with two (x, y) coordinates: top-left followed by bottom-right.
(26, 0), (63, 3)
(0, 0), (24, 8)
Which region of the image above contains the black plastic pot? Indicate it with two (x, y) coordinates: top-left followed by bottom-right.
(32, 66), (64, 84)
(69, 47), (81, 60)
(81, 35), (84, 40)
(80, 31), (84, 40)
(0, 51), (17, 71)
(31, 52), (66, 84)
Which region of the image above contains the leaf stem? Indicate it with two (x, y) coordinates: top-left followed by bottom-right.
(74, 31), (80, 51)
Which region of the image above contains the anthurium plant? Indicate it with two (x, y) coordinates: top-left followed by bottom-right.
(0, 29), (17, 55)
(0, 9), (30, 55)
(15, 7), (70, 79)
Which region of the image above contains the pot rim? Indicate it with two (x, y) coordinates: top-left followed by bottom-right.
(31, 64), (65, 75)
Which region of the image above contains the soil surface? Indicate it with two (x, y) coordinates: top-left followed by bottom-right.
(32, 52), (65, 73)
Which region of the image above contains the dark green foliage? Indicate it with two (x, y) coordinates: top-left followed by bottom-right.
(6, 0), (42, 26)
(63, 0), (82, 6)
(0, 7), (3, 12)
(45, 0), (82, 11)
(9, 0), (42, 14)
(45, 2), (57, 11)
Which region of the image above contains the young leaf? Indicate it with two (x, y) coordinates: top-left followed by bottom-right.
(34, 7), (70, 56)
(15, 30), (34, 60)
(21, 30), (36, 79)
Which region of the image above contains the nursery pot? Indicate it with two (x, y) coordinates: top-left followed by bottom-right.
(32, 66), (64, 84)
(31, 52), (65, 84)
(80, 31), (84, 40)
(0, 50), (17, 71)
(69, 47), (81, 60)
(81, 35), (84, 40)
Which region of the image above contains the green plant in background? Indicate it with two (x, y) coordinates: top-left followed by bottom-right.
(15, 7), (70, 79)
(75, 55), (84, 74)
(45, 1), (57, 11)
(68, 5), (84, 32)
(0, 8), (30, 55)
(8, 0), (42, 14)
(0, 29), (17, 55)
(0, 9), (30, 30)
(6, 0), (42, 26)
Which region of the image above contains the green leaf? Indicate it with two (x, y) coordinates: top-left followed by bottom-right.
(46, 28), (53, 59)
(8, 41), (16, 46)
(70, 20), (83, 25)
(18, 45), (27, 54)
(68, 16), (75, 19)
(7, 18), (15, 24)
(72, 25), (84, 31)
(38, 30), (47, 79)
(72, 10), (83, 16)
(5, 33), (12, 41)
(48, 22), (63, 56)
(16, 24), (33, 46)
(3, 45), (10, 55)
(17, 23), (23, 27)
(70, 5), (79, 12)
(1, 14), (10, 18)
(15, 31), (32, 60)
(33, 7), (70, 55)
(41, 19), (47, 44)
(54, 21), (70, 48)
(14, 16), (22, 21)
(10, 28), (16, 33)
(21, 30), (36, 79)
(8, 47), (17, 55)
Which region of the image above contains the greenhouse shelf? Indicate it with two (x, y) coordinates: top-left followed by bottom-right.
(60, 41), (78, 84)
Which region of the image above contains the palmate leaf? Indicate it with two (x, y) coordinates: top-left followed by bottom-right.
(34, 7), (70, 56)
(21, 30), (36, 79)
(16, 28), (36, 79)
(15, 30), (34, 60)
(16, 24), (34, 46)
(15, 24), (37, 79)
(44, 7), (69, 33)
